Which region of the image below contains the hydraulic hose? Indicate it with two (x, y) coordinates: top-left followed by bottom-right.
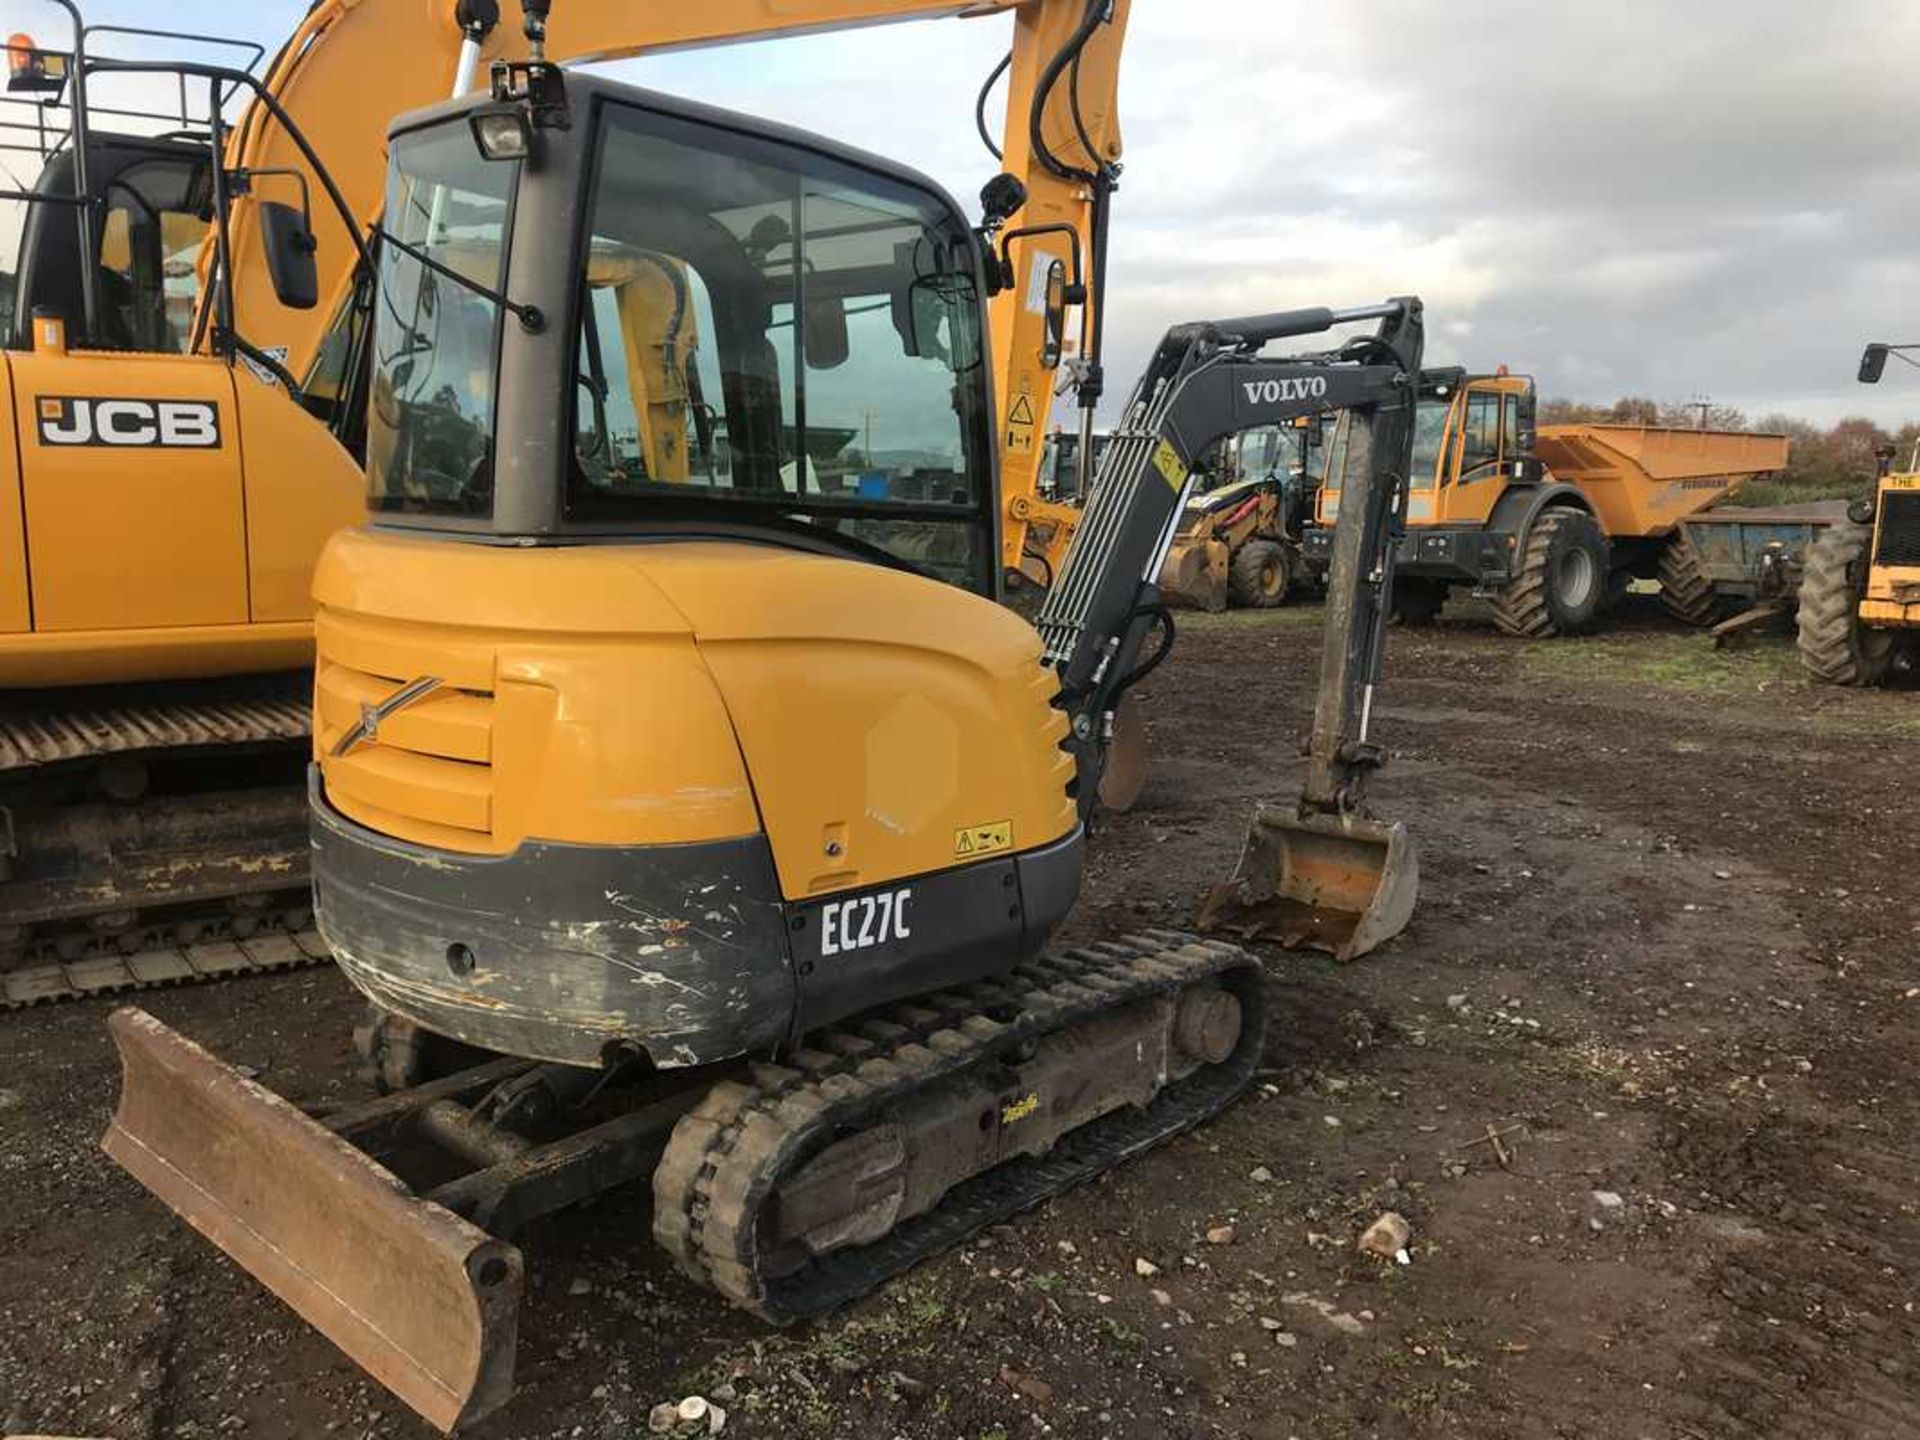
(975, 49), (1011, 160)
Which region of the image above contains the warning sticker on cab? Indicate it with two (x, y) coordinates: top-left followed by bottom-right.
(1151, 439), (1186, 490)
(954, 820), (1012, 858)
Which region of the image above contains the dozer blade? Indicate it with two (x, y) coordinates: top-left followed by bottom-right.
(101, 1008), (522, 1433)
(1195, 805), (1418, 961)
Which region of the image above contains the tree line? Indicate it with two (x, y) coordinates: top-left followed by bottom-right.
(1538, 396), (1914, 501)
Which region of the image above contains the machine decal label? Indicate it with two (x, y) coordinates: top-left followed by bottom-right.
(1005, 391), (1037, 455)
(1151, 440), (1186, 491)
(1000, 1092), (1040, 1125)
(819, 888), (912, 956)
(1890, 475), (1920, 489)
(1243, 376), (1327, 404)
(35, 396), (220, 448)
(954, 820), (1012, 858)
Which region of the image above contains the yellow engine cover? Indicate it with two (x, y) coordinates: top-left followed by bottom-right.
(313, 528), (1079, 899)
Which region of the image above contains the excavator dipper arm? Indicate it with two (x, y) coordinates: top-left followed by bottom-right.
(1031, 298), (1426, 960)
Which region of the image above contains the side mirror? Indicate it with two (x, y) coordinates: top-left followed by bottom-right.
(1859, 343), (1889, 385)
(259, 200), (318, 310)
(1040, 259), (1067, 370)
(900, 273), (982, 375)
(803, 293), (848, 370)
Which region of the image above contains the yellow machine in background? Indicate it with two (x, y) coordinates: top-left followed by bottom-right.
(1309, 368), (1789, 634)
(0, 0), (1122, 1007)
(1796, 342), (1920, 685)
(1159, 416), (1325, 612)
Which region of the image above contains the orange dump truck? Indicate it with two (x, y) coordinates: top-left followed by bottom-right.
(1308, 370), (1790, 636)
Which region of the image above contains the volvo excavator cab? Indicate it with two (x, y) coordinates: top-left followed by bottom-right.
(310, 69), (1088, 1072)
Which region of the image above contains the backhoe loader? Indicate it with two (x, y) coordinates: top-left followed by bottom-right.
(1159, 416), (1326, 611)
(0, 0), (1128, 1010)
(101, 36), (1428, 1428)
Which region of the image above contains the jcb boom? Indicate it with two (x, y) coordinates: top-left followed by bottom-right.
(105, 57), (1428, 1431)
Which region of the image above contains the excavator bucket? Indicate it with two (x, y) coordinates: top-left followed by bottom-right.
(1195, 804), (1418, 961)
(101, 1008), (522, 1433)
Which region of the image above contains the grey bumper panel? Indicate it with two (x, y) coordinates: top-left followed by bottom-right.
(312, 769), (1085, 1070)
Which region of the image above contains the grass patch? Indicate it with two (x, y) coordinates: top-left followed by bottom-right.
(1172, 604), (1326, 633)
(1518, 630), (1799, 696)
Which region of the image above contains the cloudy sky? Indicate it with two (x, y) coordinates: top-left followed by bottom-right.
(8, 0), (1919, 423)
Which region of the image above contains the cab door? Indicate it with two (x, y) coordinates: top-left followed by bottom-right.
(0, 354), (29, 632)
(1437, 385), (1507, 526)
(9, 348), (248, 631)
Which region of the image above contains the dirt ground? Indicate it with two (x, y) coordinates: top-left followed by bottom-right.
(2, 599), (1916, 1440)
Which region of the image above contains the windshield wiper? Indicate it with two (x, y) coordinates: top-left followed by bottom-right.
(372, 223), (545, 333)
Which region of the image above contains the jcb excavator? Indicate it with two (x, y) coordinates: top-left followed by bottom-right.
(101, 18), (1428, 1427)
(0, 0), (1120, 1009)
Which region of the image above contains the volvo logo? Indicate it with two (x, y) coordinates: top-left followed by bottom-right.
(1242, 377), (1328, 405)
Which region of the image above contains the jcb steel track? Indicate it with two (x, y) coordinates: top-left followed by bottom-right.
(654, 930), (1267, 1323)
(1, 678), (326, 1008)
(3, 916), (328, 1009)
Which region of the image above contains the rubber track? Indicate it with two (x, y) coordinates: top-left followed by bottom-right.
(0, 692), (309, 773)
(653, 930), (1265, 1322)
(2, 922), (329, 1010)
(1795, 523), (1892, 686)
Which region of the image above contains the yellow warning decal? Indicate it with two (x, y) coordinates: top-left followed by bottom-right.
(954, 819), (1013, 858)
(1151, 439), (1186, 490)
(1890, 474), (1920, 490)
(1005, 390), (1037, 455)
(1000, 1092), (1040, 1125)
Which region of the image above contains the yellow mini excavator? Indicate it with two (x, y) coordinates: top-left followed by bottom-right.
(102, 6), (1427, 1432)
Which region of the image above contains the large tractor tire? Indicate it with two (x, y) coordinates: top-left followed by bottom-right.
(1492, 509), (1610, 638)
(1796, 523), (1895, 687)
(1391, 577), (1449, 625)
(1229, 538), (1291, 609)
(1657, 531), (1723, 626)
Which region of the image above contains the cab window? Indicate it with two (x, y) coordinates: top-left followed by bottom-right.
(1407, 398), (1451, 490)
(566, 104), (992, 593)
(1458, 391), (1500, 474)
(97, 158), (210, 352)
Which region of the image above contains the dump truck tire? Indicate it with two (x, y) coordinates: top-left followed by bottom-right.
(1492, 509), (1608, 638)
(1392, 578), (1448, 625)
(1796, 523), (1895, 687)
(1229, 539), (1290, 608)
(1657, 532), (1723, 626)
